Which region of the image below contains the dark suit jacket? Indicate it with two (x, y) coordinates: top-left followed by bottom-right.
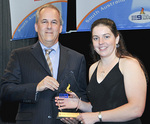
(0, 42), (87, 124)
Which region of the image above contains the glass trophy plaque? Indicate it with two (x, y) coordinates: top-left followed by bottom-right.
(57, 84), (79, 119)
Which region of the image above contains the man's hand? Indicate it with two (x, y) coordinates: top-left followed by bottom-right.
(36, 76), (59, 92)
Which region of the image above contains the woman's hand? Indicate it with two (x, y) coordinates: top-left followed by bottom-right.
(55, 92), (79, 110)
(77, 112), (99, 124)
(61, 118), (79, 124)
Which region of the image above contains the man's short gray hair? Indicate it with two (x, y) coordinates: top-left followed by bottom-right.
(35, 4), (63, 25)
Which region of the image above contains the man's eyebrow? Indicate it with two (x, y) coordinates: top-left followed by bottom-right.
(41, 19), (47, 21)
(41, 19), (58, 21)
(52, 19), (58, 22)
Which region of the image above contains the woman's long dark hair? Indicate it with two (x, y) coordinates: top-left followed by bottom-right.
(90, 18), (148, 81)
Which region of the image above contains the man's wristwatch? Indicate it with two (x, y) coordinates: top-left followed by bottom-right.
(98, 112), (102, 122)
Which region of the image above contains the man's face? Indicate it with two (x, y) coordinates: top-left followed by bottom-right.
(35, 7), (62, 48)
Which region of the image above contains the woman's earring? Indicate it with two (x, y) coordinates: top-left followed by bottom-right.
(116, 43), (120, 48)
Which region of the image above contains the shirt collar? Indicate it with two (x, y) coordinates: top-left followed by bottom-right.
(39, 41), (59, 53)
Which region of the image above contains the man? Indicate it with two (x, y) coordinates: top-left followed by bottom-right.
(0, 4), (87, 124)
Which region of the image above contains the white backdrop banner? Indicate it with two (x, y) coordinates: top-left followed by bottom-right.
(76, 0), (150, 32)
(9, 0), (67, 40)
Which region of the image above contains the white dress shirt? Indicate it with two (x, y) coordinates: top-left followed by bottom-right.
(39, 41), (60, 80)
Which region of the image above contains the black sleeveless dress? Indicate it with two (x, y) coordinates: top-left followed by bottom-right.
(87, 62), (141, 124)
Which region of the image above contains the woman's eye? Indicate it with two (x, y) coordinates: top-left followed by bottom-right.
(104, 35), (110, 39)
(93, 37), (99, 41)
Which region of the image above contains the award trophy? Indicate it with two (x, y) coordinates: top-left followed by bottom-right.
(57, 71), (80, 119)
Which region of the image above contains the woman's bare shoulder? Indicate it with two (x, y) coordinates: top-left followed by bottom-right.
(89, 61), (99, 81)
(119, 57), (142, 74)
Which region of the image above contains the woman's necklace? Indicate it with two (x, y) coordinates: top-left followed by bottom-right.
(100, 70), (105, 77)
(99, 57), (118, 77)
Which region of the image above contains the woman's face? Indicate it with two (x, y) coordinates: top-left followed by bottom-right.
(92, 24), (119, 58)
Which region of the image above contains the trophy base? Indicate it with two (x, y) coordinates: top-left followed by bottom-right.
(57, 112), (80, 119)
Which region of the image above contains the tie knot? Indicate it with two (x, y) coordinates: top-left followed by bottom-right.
(45, 49), (53, 54)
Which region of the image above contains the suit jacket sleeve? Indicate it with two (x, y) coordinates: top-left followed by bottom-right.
(0, 49), (37, 103)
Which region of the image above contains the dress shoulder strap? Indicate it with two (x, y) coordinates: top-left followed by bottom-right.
(89, 61), (100, 81)
(97, 60), (101, 67)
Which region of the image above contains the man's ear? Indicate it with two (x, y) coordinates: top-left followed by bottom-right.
(35, 23), (38, 32)
(59, 25), (62, 33)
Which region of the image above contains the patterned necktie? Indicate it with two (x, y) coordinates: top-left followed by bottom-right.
(45, 49), (53, 76)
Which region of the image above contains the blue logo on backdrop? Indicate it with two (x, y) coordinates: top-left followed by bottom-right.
(129, 8), (150, 23)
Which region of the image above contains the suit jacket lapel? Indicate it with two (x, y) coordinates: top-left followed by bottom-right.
(57, 44), (68, 81)
(31, 42), (51, 75)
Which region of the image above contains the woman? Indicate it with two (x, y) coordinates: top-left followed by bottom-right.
(55, 18), (147, 124)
